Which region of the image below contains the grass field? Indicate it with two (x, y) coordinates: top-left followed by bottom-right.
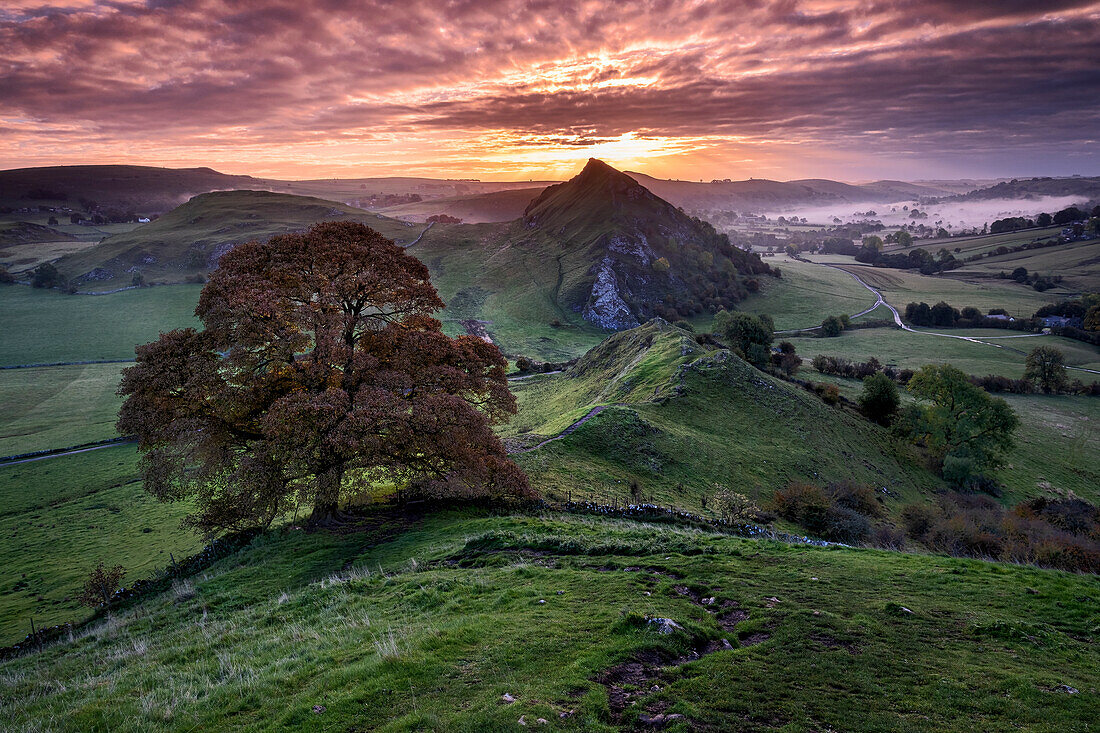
(0, 447), (199, 644)
(785, 326), (1100, 378)
(0, 363), (125, 455)
(1, 510), (1096, 731)
(813, 260), (1075, 317)
(735, 256), (878, 330)
(0, 285), (201, 365)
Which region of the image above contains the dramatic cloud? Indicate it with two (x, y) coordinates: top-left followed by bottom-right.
(1, 0), (1098, 179)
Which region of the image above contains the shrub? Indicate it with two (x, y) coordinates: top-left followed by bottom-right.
(858, 372), (899, 425)
(820, 384), (840, 405)
(712, 487), (761, 524)
(772, 482), (832, 534)
(0, 266), (14, 285)
(77, 562), (125, 609)
(820, 315), (844, 337)
(827, 481), (882, 518)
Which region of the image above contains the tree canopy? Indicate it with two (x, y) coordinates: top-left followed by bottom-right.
(119, 221), (530, 534)
(1024, 346), (1068, 394)
(895, 364), (1018, 486)
(713, 310), (773, 366)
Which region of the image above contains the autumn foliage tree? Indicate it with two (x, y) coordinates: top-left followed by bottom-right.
(119, 221), (530, 533)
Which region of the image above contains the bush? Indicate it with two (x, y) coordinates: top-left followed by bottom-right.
(820, 384), (840, 405)
(711, 487), (761, 524)
(772, 481), (877, 543)
(858, 372), (899, 425)
(0, 266), (14, 285)
(77, 562), (125, 608)
(820, 315), (844, 337)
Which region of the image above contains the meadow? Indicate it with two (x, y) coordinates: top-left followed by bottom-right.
(0, 285), (201, 365)
(810, 259), (1069, 317)
(785, 326), (1100, 378)
(0, 363), (125, 456)
(0, 510), (1095, 731)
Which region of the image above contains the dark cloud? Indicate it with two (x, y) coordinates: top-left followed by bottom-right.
(0, 0), (1097, 176)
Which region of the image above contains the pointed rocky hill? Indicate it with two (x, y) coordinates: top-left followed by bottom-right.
(519, 159), (773, 329)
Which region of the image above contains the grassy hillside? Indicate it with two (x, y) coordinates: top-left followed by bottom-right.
(55, 190), (423, 288)
(378, 187), (545, 223)
(506, 320), (941, 511)
(0, 447), (199, 644)
(1, 510), (1095, 731)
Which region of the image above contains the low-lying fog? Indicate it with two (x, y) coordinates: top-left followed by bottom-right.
(762, 195), (1086, 232)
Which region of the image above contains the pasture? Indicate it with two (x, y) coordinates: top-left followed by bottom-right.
(0, 447), (199, 644)
(0, 285), (201, 365)
(0, 363), (125, 456)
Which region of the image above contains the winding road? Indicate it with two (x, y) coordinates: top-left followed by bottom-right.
(787, 261), (1100, 376)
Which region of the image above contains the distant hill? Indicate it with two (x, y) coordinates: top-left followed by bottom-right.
(377, 187), (545, 223)
(945, 176), (1100, 203)
(0, 165), (257, 215)
(622, 172), (953, 212)
(55, 190), (420, 288)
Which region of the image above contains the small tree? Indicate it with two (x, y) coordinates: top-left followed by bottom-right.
(713, 310), (773, 367)
(858, 372), (900, 425)
(820, 315), (844, 337)
(78, 562), (125, 608)
(712, 486), (759, 524)
(1024, 346), (1068, 394)
(896, 364), (1019, 484)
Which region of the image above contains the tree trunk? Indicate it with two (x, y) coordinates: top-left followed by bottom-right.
(309, 464), (344, 524)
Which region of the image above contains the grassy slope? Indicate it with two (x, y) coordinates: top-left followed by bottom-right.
(0, 447), (199, 643)
(506, 320), (940, 511)
(0, 363), (125, 455)
(413, 223), (610, 361)
(0, 285), (201, 365)
(55, 191), (422, 287)
(1, 511), (1096, 732)
(377, 187), (545, 223)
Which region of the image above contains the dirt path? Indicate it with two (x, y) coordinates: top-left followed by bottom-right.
(510, 404), (616, 454)
(783, 261), (1100, 376)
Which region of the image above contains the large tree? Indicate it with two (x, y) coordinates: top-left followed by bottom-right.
(1024, 346), (1068, 394)
(119, 221), (529, 533)
(895, 364), (1018, 485)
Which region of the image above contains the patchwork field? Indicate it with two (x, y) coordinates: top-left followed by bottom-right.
(786, 327), (1100, 378)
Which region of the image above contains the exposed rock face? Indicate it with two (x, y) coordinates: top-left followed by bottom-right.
(521, 158), (771, 330)
(583, 258), (640, 330)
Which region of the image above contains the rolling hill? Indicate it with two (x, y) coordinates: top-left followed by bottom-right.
(55, 190), (421, 287)
(506, 318), (941, 508)
(0, 165), (258, 215)
(377, 187), (546, 222)
(946, 176), (1100, 203)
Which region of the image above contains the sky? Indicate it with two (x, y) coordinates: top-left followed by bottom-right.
(1, 0), (1099, 182)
